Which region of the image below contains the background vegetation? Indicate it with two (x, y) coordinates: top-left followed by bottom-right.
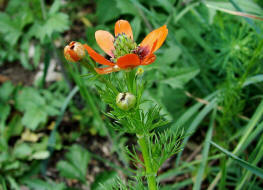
(0, 0), (263, 189)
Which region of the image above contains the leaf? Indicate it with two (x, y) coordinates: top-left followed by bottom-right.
(5, 115), (24, 140)
(30, 13), (69, 42)
(13, 143), (32, 159)
(57, 161), (84, 181)
(210, 141), (263, 178)
(22, 178), (65, 190)
(44, 13), (69, 38)
(161, 46), (182, 65)
(28, 22), (45, 42)
(96, 0), (120, 24)
(15, 87), (61, 130)
(116, 0), (138, 15)
(44, 105), (60, 116)
(20, 50), (32, 70)
(4, 161), (20, 171)
(161, 68), (200, 89)
(0, 13), (21, 45)
(156, 0), (172, 13)
(21, 105), (47, 130)
(31, 151), (50, 160)
(17, 10), (34, 29)
(130, 17), (141, 41)
(6, 177), (20, 190)
(49, 0), (61, 15)
(16, 87), (45, 111)
(0, 104), (10, 126)
(21, 129), (41, 142)
(56, 144), (90, 182)
(150, 129), (184, 172)
(243, 74), (263, 87)
(161, 88), (186, 118)
(92, 171), (118, 190)
(0, 81), (14, 102)
(205, 0), (263, 16)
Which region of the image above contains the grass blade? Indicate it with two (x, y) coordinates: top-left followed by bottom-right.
(171, 92), (217, 132)
(175, 98), (217, 166)
(41, 86), (79, 173)
(205, 2), (263, 21)
(210, 141), (263, 178)
(193, 108), (216, 190)
(208, 99), (263, 189)
(236, 134), (263, 190)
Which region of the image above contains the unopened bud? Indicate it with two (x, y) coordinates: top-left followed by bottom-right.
(64, 41), (85, 62)
(116, 92), (136, 111)
(136, 68), (144, 76)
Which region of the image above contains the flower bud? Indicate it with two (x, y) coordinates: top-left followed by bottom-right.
(64, 41), (85, 62)
(116, 92), (136, 111)
(136, 68), (144, 76)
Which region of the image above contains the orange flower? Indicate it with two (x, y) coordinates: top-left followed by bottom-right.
(65, 20), (168, 74)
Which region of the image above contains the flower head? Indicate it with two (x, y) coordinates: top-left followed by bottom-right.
(65, 20), (168, 74)
(64, 41), (86, 62)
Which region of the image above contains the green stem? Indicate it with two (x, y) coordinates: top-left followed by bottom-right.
(40, 0), (47, 20)
(80, 58), (119, 95)
(137, 135), (157, 190)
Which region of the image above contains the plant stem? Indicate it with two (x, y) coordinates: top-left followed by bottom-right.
(40, 0), (47, 20)
(137, 135), (157, 190)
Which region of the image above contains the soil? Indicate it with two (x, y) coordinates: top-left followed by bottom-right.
(0, 62), (36, 85)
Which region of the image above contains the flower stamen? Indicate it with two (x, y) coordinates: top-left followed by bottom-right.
(113, 33), (137, 61)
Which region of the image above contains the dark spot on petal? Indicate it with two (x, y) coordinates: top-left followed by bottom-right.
(135, 46), (150, 60)
(120, 93), (127, 101)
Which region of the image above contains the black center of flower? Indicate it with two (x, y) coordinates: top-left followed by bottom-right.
(133, 46), (150, 60)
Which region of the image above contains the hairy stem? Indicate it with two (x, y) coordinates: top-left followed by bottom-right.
(137, 135), (157, 190)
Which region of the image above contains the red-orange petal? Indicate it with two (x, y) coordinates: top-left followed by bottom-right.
(67, 49), (80, 62)
(141, 54), (156, 65)
(95, 30), (115, 57)
(115, 20), (133, 40)
(150, 40), (158, 54)
(83, 44), (114, 66)
(95, 66), (116, 74)
(116, 54), (140, 69)
(140, 25), (168, 53)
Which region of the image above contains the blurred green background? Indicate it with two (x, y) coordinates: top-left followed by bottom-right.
(0, 0), (263, 189)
